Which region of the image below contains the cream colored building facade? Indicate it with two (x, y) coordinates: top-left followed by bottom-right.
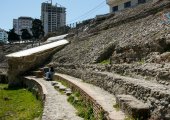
(106, 0), (150, 12)
(13, 17), (33, 35)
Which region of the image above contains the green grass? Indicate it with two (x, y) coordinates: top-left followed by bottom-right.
(124, 116), (136, 120)
(68, 92), (95, 120)
(138, 59), (145, 64)
(0, 84), (43, 120)
(57, 79), (69, 87)
(100, 59), (110, 64)
(113, 104), (120, 112)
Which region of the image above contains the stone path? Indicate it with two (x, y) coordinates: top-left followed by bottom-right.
(55, 73), (125, 120)
(35, 77), (83, 120)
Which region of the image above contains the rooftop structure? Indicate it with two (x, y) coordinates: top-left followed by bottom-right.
(106, 0), (150, 12)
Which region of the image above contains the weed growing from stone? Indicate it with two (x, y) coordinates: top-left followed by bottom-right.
(113, 103), (120, 112)
(57, 79), (69, 87)
(138, 59), (145, 64)
(54, 85), (66, 95)
(99, 111), (105, 120)
(100, 59), (110, 64)
(124, 115), (136, 120)
(67, 91), (95, 120)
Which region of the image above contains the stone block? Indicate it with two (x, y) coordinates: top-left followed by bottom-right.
(51, 81), (58, 86)
(54, 84), (61, 89)
(65, 91), (72, 96)
(59, 85), (66, 91)
(116, 94), (150, 120)
(65, 88), (71, 91)
(33, 71), (44, 78)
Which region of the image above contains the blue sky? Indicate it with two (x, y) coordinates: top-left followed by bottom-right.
(0, 0), (109, 31)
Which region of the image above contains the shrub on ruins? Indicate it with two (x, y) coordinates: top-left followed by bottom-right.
(7, 28), (20, 43)
(31, 19), (44, 40)
(21, 29), (32, 41)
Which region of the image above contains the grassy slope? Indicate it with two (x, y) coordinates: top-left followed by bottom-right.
(0, 84), (42, 120)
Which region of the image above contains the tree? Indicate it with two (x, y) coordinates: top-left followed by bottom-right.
(31, 19), (44, 39)
(21, 29), (32, 41)
(7, 28), (20, 43)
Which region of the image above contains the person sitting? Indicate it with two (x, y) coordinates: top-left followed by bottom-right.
(44, 66), (54, 81)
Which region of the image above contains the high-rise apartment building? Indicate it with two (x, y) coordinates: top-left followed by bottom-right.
(13, 16), (33, 35)
(41, 2), (66, 35)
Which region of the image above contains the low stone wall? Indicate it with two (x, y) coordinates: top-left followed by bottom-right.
(54, 64), (170, 120)
(23, 77), (47, 104)
(54, 63), (170, 84)
(54, 75), (108, 120)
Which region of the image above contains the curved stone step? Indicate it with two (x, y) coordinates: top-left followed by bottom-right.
(116, 94), (150, 120)
(53, 67), (170, 119)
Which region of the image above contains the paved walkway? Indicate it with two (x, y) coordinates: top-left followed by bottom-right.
(32, 77), (83, 120)
(55, 73), (125, 120)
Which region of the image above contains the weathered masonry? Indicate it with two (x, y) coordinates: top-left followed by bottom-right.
(6, 40), (69, 87)
(106, 0), (151, 12)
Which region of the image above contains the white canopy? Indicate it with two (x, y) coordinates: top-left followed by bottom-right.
(46, 34), (68, 43)
(6, 39), (69, 58)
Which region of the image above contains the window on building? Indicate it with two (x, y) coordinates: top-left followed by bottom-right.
(138, 0), (146, 4)
(112, 6), (118, 12)
(124, 1), (131, 8)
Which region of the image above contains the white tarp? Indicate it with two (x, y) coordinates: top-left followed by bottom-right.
(46, 34), (68, 43)
(6, 39), (69, 58)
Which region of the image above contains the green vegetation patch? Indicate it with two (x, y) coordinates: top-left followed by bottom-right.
(0, 84), (43, 120)
(100, 59), (110, 64)
(124, 115), (136, 120)
(57, 79), (69, 87)
(68, 92), (95, 120)
(113, 103), (120, 112)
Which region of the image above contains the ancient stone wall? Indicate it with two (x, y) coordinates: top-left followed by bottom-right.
(52, 1), (170, 65)
(54, 64), (170, 119)
(7, 45), (66, 87)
